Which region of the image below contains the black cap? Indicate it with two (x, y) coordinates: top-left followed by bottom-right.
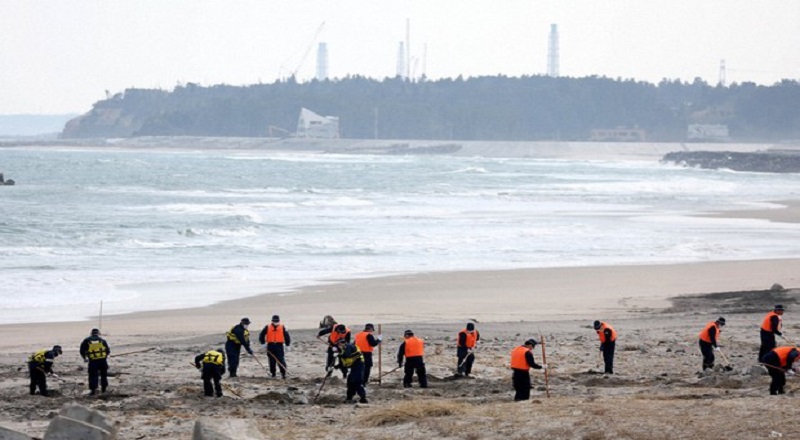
(335, 324), (347, 333)
(466, 323), (475, 331)
(524, 339), (537, 347)
(593, 320), (601, 330)
(716, 317), (726, 326)
(271, 315), (280, 322)
(241, 317), (251, 324)
(52, 345), (63, 354)
(775, 305), (785, 312)
(404, 329), (414, 337)
(364, 323), (375, 331)
(91, 328), (100, 335)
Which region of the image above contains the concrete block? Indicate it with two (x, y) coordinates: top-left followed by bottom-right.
(44, 416), (112, 440)
(58, 402), (117, 436)
(0, 425), (34, 440)
(192, 419), (265, 440)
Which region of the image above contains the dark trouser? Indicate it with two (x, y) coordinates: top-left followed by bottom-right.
(225, 342), (241, 377)
(88, 359), (109, 392)
(29, 365), (47, 396)
(512, 369), (531, 401)
(760, 330), (777, 362)
(457, 347), (475, 375)
(267, 343), (286, 378)
(763, 352), (786, 395)
(362, 352), (373, 386)
(202, 363), (223, 397)
(328, 347), (348, 378)
(601, 341), (615, 374)
(403, 356), (428, 388)
(699, 340), (715, 370)
(346, 363), (367, 401)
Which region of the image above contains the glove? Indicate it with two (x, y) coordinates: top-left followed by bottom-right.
(714, 347), (720, 351)
(50, 373), (59, 379)
(789, 370), (796, 376)
(261, 343), (267, 350)
(541, 364), (547, 371)
(285, 346), (291, 353)
(376, 334), (383, 341)
(326, 366), (334, 373)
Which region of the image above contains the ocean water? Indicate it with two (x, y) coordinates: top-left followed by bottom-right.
(2, 145), (800, 324)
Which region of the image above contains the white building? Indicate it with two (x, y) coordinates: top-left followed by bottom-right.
(296, 108), (339, 139)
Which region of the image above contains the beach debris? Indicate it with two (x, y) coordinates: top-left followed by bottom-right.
(43, 403), (117, 439)
(771, 283), (785, 292)
(192, 419), (265, 440)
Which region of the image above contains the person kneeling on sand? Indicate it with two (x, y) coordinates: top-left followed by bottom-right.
(28, 345), (62, 397)
(762, 346), (800, 395)
(510, 339), (544, 401)
(79, 328), (111, 395)
(332, 338), (368, 404)
(195, 348), (226, 397)
(397, 329), (428, 388)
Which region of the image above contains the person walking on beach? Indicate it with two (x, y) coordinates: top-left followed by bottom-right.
(397, 329), (428, 388)
(194, 348), (226, 397)
(79, 328), (110, 395)
(354, 323), (382, 386)
(594, 320), (617, 374)
(759, 305), (785, 361)
(331, 338), (368, 403)
(698, 317), (725, 371)
(761, 346), (800, 395)
(28, 345), (62, 397)
(225, 317), (253, 378)
(319, 323), (351, 377)
(456, 322), (480, 377)
(510, 339), (544, 401)
(258, 315), (291, 379)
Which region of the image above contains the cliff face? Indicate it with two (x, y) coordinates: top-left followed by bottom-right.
(62, 107), (144, 138)
(662, 150), (800, 173)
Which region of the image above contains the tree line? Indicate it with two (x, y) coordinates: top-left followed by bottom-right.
(61, 75), (800, 142)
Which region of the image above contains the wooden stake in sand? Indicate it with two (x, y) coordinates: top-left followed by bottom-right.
(98, 300), (103, 334)
(265, 350), (289, 376)
(541, 334), (550, 398)
(378, 324), (382, 386)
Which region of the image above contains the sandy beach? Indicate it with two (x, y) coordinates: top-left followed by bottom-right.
(2, 203), (800, 438)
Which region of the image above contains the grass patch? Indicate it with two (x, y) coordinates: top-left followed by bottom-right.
(360, 399), (463, 427)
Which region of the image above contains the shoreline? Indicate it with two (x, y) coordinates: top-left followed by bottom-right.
(3, 258), (799, 352)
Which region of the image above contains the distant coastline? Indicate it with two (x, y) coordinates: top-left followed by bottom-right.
(0, 136), (790, 161)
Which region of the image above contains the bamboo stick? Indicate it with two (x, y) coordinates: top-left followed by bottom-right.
(109, 347), (155, 358)
(378, 324), (382, 386)
(541, 334), (550, 398)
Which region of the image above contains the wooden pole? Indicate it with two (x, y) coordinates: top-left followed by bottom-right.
(98, 300), (103, 333)
(541, 334), (550, 398)
(378, 324), (382, 386)
(265, 349), (289, 376)
(251, 353), (266, 369)
(109, 347), (155, 358)
(313, 371), (332, 404)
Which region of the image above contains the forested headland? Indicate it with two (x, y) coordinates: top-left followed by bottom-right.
(61, 75), (800, 142)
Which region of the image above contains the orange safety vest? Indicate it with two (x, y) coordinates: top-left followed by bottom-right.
(404, 337), (424, 357)
(761, 312), (782, 333)
(698, 321), (720, 343)
(597, 323), (617, 343)
(266, 324), (285, 343)
(457, 329), (479, 348)
(510, 346), (532, 370)
(328, 327), (350, 345)
(355, 331), (375, 353)
(773, 346), (797, 367)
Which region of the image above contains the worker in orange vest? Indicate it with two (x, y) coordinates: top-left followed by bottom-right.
(509, 339), (544, 401)
(397, 329), (427, 388)
(762, 346), (800, 395)
(354, 323), (382, 386)
(593, 320), (617, 374)
(258, 315), (291, 379)
(456, 323), (480, 377)
(318, 322), (351, 378)
(759, 305), (785, 361)
(698, 317), (725, 370)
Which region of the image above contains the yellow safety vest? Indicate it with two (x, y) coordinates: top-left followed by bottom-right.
(29, 349), (47, 365)
(226, 326), (249, 345)
(339, 346), (364, 368)
(87, 340), (108, 360)
(203, 350), (225, 366)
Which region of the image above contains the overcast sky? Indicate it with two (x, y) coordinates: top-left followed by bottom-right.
(2, 0), (798, 115)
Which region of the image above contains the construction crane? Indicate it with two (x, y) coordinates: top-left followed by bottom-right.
(279, 22), (326, 80)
